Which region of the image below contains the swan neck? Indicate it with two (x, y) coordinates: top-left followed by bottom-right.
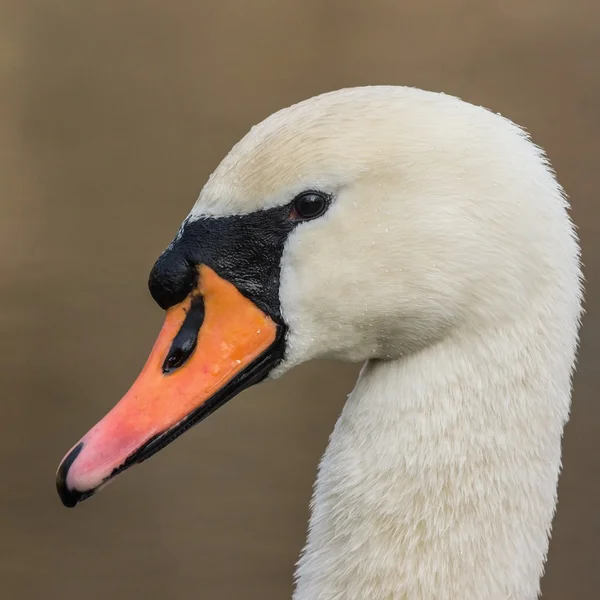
(293, 323), (576, 600)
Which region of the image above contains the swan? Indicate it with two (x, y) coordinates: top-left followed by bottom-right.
(56, 86), (583, 599)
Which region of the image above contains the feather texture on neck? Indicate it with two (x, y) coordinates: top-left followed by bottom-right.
(294, 296), (580, 600)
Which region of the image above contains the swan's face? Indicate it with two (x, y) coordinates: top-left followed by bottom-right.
(57, 87), (560, 506)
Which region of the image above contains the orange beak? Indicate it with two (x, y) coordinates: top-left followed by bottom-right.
(56, 265), (281, 507)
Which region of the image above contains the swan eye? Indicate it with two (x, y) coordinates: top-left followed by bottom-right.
(291, 191), (329, 221)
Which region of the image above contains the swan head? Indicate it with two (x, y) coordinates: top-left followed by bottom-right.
(56, 86), (579, 507)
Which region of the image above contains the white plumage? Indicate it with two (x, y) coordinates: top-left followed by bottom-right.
(187, 86), (582, 599)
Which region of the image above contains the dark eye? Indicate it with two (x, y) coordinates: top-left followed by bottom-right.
(291, 191), (329, 221)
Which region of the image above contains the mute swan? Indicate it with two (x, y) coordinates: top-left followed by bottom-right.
(56, 86), (583, 599)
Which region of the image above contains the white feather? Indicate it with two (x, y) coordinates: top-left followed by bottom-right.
(189, 86), (583, 599)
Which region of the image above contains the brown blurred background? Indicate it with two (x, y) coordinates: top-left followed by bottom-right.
(1, 1), (599, 598)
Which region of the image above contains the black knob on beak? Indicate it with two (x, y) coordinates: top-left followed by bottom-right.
(148, 249), (197, 310)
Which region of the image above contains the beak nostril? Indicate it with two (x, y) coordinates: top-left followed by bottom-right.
(162, 295), (205, 374)
(164, 348), (186, 371)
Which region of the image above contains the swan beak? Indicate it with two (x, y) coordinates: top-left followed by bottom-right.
(56, 265), (281, 507)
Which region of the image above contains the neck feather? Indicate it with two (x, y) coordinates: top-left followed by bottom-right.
(293, 310), (578, 600)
